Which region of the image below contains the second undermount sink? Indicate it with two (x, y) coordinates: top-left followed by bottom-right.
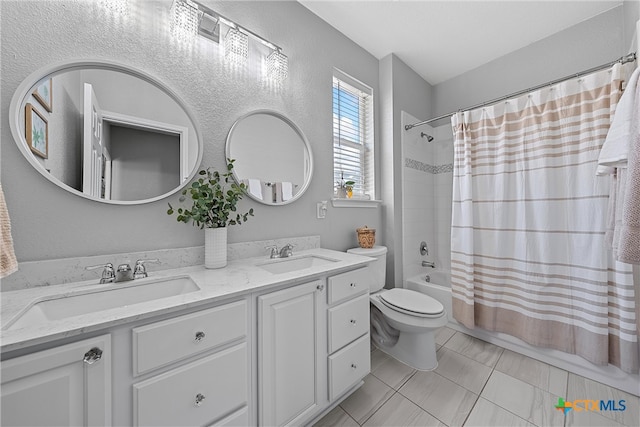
(257, 254), (339, 274)
(4, 276), (200, 331)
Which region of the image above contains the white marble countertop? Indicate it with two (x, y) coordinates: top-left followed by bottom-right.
(1, 248), (373, 354)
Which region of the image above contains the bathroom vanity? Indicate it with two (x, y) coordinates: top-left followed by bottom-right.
(0, 248), (373, 426)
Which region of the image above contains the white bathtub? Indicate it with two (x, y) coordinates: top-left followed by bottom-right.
(403, 272), (640, 396)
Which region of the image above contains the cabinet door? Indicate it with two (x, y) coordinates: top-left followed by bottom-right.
(258, 281), (323, 426)
(1, 335), (111, 426)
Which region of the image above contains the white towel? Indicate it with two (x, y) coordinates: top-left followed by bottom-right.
(617, 89), (640, 263)
(247, 178), (263, 200)
(0, 183), (18, 279)
(281, 182), (293, 201)
(597, 66), (640, 175)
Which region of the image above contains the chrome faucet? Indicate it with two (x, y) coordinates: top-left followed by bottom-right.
(86, 259), (161, 284)
(265, 243), (295, 259)
(115, 263), (133, 282)
(86, 263), (115, 284)
(422, 260), (436, 268)
(133, 259), (160, 279)
(279, 243), (294, 258)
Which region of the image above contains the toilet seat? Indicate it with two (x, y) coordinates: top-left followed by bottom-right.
(379, 288), (444, 318)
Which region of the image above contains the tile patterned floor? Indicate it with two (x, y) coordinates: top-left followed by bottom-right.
(314, 328), (640, 427)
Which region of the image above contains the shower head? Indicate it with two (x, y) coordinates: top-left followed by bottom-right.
(421, 132), (434, 142)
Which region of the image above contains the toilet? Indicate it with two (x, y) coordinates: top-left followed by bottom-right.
(347, 246), (447, 371)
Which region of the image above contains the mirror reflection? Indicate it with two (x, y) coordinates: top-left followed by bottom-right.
(12, 63), (201, 204)
(226, 111), (313, 205)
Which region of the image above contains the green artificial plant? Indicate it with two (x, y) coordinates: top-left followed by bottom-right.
(167, 159), (254, 229)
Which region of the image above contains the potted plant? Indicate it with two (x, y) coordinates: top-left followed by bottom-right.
(167, 159), (254, 268)
(344, 181), (355, 198)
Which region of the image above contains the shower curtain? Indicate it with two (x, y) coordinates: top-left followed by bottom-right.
(450, 63), (638, 373)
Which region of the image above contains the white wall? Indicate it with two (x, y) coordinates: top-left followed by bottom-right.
(1, 0), (382, 267)
(379, 54), (433, 285)
(431, 5), (627, 127)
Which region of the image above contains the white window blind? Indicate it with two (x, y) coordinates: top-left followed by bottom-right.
(332, 72), (374, 198)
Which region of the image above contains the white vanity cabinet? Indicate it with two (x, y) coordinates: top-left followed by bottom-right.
(257, 267), (372, 426)
(0, 334), (112, 427)
(258, 279), (325, 426)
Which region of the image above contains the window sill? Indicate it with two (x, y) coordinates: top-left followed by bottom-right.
(331, 198), (382, 208)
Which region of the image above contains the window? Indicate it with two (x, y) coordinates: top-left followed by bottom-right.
(332, 70), (374, 199)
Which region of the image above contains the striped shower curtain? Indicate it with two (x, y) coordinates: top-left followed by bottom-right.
(450, 63), (639, 373)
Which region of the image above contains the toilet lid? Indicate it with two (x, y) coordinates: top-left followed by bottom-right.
(379, 288), (444, 316)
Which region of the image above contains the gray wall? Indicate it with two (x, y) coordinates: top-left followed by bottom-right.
(624, 1), (640, 50)
(1, 0), (381, 263)
(431, 5), (628, 127)
(109, 127), (180, 201)
(379, 54), (433, 285)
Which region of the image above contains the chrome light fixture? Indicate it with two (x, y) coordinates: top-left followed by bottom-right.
(168, 0), (288, 83)
(170, 0), (200, 42)
(266, 49), (288, 83)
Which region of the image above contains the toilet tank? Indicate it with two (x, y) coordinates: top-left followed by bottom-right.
(346, 246), (388, 292)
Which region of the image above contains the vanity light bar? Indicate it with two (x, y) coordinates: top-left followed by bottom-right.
(173, 0), (284, 53)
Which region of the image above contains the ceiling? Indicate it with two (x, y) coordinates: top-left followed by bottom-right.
(298, 0), (623, 85)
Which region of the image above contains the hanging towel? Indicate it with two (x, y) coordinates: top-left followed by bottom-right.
(0, 183), (18, 278)
(281, 182), (293, 201)
(616, 94), (640, 263)
(247, 178), (263, 200)
(273, 182), (283, 204)
(597, 66), (640, 175)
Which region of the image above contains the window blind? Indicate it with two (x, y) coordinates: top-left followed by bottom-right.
(332, 74), (374, 198)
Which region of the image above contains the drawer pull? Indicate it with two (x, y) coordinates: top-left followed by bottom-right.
(350, 283), (356, 288)
(351, 363), (357, 370)
(83, 347), (103, 365)
(194, 393), (206, 407)
(317, 284), (324, 292)
(350, 319), (357, 325)
(194, 331), (206, 343)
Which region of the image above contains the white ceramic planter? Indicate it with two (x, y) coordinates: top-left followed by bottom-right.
(204, 227), (227, 269)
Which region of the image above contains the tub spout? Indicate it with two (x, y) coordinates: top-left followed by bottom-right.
(422, 261), (436, 268)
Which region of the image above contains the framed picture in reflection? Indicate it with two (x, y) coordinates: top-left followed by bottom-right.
(33, 78), (52, 112)
(25, 103), (48, 159)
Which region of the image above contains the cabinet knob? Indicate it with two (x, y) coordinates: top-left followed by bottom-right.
(351, 363), (357, 370)
(316, 284), (324, 292)
(350, 282), (356, 288)
(83, 347), (103, 365)
(194, 331), (206, 343)
(195, 393), (206, 407)
(350, 319), (357, 325)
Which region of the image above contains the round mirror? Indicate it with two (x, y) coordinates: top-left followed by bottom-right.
(225, 110), (313, 205)
(9, 60), (203, 204)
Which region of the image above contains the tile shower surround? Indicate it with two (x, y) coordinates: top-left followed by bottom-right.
(314, 328), (640, 427)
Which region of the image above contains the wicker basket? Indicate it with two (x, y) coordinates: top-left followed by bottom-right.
(356, 226), (376, 249)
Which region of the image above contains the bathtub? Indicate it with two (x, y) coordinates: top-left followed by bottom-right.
(404, 271), (640, 396)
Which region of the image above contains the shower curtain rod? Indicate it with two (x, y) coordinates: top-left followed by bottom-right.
(404, 52), (637, 131)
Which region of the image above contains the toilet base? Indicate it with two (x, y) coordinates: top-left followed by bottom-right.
(373, 329), (438, 371)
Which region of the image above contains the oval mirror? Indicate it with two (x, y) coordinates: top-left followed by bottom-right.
(9, 60), (203, 204)
(225, 110), (313, 205)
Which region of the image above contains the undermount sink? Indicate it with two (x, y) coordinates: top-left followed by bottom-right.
(257, 255), (339, 274)
(4, 276), (200, 331)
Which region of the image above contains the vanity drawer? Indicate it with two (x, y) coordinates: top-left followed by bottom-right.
(134, 342), (247, 427)
(133, 300), (247, 375)
(328, 293), (370, 353)
(328, 334), (370, 401)
(327, 268), (369, 305)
